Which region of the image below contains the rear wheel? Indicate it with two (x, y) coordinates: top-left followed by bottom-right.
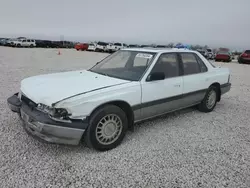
(198, 86), (218, 112)
(84, 105), (128, 151)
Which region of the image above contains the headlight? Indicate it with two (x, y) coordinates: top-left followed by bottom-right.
(37, 104), (69, 118)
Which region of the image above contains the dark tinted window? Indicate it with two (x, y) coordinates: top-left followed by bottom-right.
(97, 42), (107, 46)
(181, 53), (201, 75)
(114, 43), (121, 46)
(245, 50), (250, 54)
(151, 53), (179, 78)
(27, 39), (31, 42)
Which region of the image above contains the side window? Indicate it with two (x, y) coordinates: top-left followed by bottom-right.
(27, 39), (31, 42)
(151, 53), (179, 78)
(196, 55), (208, 72)
(180, 53), (201, 75)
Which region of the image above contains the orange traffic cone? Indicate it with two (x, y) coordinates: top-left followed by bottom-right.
(58, 49), (61, 55)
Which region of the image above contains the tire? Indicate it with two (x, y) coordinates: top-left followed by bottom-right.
(30, 44), (34, 48)
(198, 86), (218, 113)
(17, 44), (21, 48)
(84, 105), (128, 151)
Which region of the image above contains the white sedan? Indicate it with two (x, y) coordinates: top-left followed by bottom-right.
(7, 48), (231, 151)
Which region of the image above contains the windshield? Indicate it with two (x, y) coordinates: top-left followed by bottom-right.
(207, 49), (212, 52)
(89, 50), (156, 81)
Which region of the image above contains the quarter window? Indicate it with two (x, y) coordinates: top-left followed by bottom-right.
(180, 53), (201, 75)
(150, 53), (179, 78)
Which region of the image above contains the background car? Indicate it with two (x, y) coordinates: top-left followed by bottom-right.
(215, 51), (232, 62)
(155, 45), (168, 48)
(0, 38), (8, 46)
(95, 41), (108, 52)
(87, 43), (96, 51)
(105, 43), (114, 53)
(36, 40), (54, 48)
(75, 43), (89, 51)
(206, 48), (214, 60)
(128, 44), (140, 48)
(238, 50), (250, 64)
(109, 43), (127, 52)
(197, 49), (208, 58)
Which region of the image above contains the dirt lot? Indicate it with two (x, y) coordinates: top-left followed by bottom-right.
(0, 47), (250, 188)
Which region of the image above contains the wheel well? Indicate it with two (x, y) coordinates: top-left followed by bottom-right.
(210, 82), (221, 101)
(90, 101), (134, 131)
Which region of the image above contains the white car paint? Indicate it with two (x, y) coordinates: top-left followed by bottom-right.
(109, 43), (127, 52)
(87, 43), (96, 51)
(13, 39), (36, 47)
(20, 70), (130, 106)
(19, 48), (230, 121)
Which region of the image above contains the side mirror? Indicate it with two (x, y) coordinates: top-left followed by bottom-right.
(146, 72), (165, 81)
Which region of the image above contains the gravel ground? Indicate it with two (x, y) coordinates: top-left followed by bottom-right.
(0, 47), (250, 188)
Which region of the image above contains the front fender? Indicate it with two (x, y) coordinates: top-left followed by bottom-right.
(54, 82), (141, 119)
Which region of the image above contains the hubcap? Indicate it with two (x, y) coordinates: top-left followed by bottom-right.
(206, 90), (216, 109)
(95, 114), (122, 145)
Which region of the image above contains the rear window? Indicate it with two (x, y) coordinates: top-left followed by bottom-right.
(97, 42), (107, 46)
(207, 49), (212, 52)
(245, 50), (250, 54)
(217, 51), (229, 55)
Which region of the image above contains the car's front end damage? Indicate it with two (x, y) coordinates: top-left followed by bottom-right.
(7, 92), (87, 145)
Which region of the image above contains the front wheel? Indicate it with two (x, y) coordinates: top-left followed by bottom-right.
(84, 105), (128, 151)
(198, 86), (218, 112)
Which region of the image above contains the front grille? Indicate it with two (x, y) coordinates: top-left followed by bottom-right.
(21, 94), (37, 108)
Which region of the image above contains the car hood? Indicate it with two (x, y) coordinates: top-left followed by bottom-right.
(20, 70), (130, 106)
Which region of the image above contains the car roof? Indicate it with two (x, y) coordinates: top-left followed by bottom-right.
(122, 48), (197, 53)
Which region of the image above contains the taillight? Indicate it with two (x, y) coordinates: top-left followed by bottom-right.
(241, 53), (248, 57)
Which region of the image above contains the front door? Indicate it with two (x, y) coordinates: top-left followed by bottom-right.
(139, 53), (183, 120)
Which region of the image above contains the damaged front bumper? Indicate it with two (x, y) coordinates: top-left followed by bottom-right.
(7, 93), (87, 145)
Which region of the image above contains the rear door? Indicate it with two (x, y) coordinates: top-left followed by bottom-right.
(140, 53), (183, 120)
(179, 52), (210, 106)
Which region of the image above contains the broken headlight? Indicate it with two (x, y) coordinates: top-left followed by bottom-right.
(37, 104), (69, 118)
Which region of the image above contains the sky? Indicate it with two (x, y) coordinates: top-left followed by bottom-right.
(0, 0), (250, 50)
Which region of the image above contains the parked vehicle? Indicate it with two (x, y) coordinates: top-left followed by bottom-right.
(215, 51), (232, 62)
(128, 44), (140, 48)
(141, 45), (152, 48)
(108, 43), (127, 52)
(87, 43), (96, 51)
(95, 42), (108, 52)
(206, 48), (214, 60)
(13, 39), (36, 47)
(7, 48), (231, 151)
(238, 50), (250, 64)
(155, 45), (167, 48)
(75, 43), (89, 51)
(0, 38), (9, 46)
(5, 39), (16, 46)
(36, 40), (54, 48)
(197, 49), (208, 58)
(105, 43), (114, 53)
